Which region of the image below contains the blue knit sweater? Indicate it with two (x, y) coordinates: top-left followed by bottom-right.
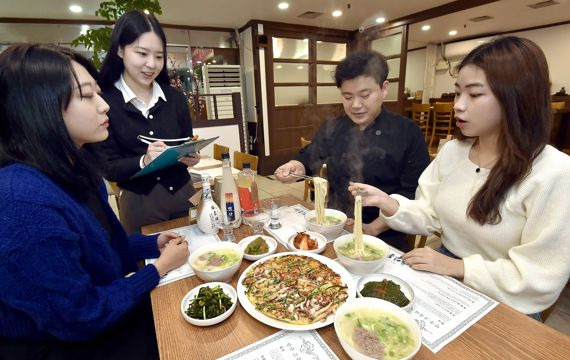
(0, 164), (161, 341)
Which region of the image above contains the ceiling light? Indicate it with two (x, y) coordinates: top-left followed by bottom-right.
(276, 64), (283, 69)
(143, 9), (150, 14)
(297, 65), (304, 70)
(278, 2), (289, 10)
(449, 30), (458, 36)
(421, 25), (431, 31)
(69, 5), (82, 13)
(332, 10), (342, 17)
(212, 60), (216, 63)
(375, 17), (386, 24)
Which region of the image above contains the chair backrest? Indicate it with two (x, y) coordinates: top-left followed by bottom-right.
(411, 103), (431, 141)
(414, 90), (423, 100)
(233, 151), (259, 171)
(429, 102), (454, 150)
(213, 143), (229, 160)
(300, 137), (312, 148)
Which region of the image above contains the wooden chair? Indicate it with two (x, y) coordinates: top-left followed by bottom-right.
(300, 136), (311, 148)
(233, 151), (259, 171)
(551, 101), (566, 110)
(104, 180), (121, 213)
(414, 90), (423, 100)
(406, 233), (430, 250)
(411, 103), (431, 142)
(213, 143), (229, 160)
(429, 102), (454, 154)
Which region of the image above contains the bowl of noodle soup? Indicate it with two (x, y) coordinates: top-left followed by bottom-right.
(333, 234), (389, 275)
(305, 208), (347, 238)
(305, 176), (347, 238)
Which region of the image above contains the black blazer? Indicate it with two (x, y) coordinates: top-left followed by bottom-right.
(92, 83), (193, 195)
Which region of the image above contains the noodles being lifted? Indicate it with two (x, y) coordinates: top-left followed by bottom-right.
(313, 177), (328, 225)
(353, 195), (364, 256)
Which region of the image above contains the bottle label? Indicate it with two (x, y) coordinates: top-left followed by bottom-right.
(224, 192), (236, 222)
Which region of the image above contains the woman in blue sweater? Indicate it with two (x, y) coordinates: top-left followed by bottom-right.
(0, 44), (189, 359)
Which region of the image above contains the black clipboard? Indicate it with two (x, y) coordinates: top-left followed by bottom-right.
(130, 136), (219, 179)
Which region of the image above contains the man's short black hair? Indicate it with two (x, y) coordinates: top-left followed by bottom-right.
(334, 50), (389, 88)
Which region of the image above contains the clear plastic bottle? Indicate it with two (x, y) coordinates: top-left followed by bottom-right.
(197, 174), (223, 234)
(220, 152), (242, 227)
(237, 162), (259, 213)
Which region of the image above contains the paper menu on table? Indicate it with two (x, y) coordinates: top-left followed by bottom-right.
(264, 204), (349, 245)
(350, 249), (498, 353)
(218, 330), (339, 360)
(144, 224), (220, 287)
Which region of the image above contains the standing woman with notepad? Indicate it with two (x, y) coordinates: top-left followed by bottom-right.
(92, 10), (199, 233)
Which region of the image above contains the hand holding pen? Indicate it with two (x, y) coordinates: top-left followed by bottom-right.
(143, 141), (168, 166)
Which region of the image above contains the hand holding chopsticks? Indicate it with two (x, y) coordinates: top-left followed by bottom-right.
(348, 182), (400, 217)
(274, 160), (308, 184)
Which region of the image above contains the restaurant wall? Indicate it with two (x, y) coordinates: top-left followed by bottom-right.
(432, 23), (570, 97)
(405, 48), (427, 96)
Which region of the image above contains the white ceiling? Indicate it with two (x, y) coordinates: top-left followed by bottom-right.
(409, 0), (570, 48)
(1, 0), (569, 45)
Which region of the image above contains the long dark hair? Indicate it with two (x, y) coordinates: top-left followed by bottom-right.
(99, 10), (169, 90)
(0, 44), (102, 199)
(456, 36), (551, 224)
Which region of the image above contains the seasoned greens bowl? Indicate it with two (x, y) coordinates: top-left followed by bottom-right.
(180, 282), (237, 326)
(357, 273), (415, 312)
(334, 297), (421, 360)
(238, 235), (278, 261)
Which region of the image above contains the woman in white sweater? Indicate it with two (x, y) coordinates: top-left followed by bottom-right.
(349, 36), (570, 320)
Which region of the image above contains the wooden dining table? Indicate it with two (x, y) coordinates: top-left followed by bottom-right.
(142, 194), (570, 360)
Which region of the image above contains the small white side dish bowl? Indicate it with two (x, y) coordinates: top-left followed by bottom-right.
(180, 282), (237, 326)
(188, 242), (243, 282)
(333, 234), (389, 275)
(287, 231), (327, 254)
(357, 273), (415, 312)
(238, 235), (278, 261)
(305, 209), (347, 238)
(334, 297), (421, 360)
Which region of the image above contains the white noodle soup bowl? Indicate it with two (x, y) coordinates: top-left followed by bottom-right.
(334, 297), (421, 360)
(305, 208), (347, 238)
(333, 234), (389, 275)
(188, 242), (243, 282)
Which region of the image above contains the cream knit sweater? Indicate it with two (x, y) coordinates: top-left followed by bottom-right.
(381, 139), (570, 314)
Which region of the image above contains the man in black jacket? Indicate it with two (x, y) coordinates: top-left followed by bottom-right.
(275, 50), (429, 251)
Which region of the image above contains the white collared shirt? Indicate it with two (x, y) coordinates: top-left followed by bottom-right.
(114, 74), (166, 118)
(114, 75), (167, 168)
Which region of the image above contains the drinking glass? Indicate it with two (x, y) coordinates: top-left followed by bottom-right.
(217, 219), (236, 242)
(242, 208), (270, 235)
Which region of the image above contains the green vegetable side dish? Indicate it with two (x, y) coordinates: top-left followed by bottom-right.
(360, 280), (410, 307)
(244, 237), (269, 255)
(185, 285), (234, 320)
